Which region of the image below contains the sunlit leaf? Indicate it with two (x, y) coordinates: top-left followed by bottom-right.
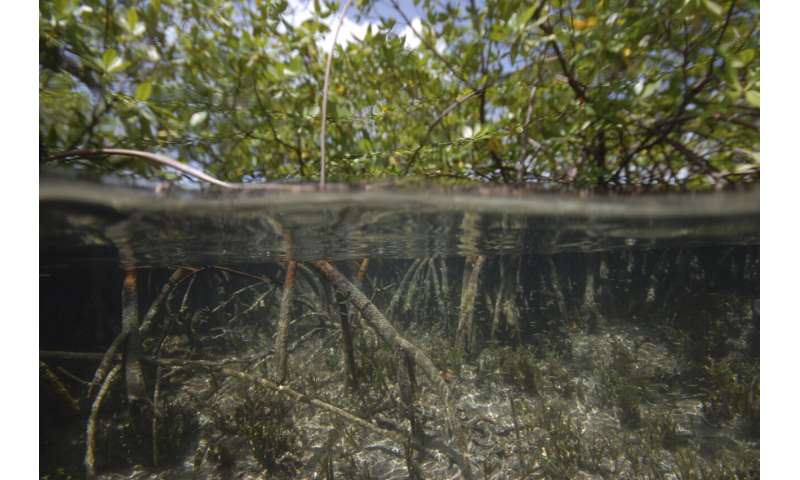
(74, 5), (93, 16)
(641, 82), (659, 99)
(127, 7), (138, 31)
(634, 79), (644, 96)
(101, 49), (125, 73)
(702, 0), (723, 16)
(146, 46), (161, 62)
(516, 5), (537, 28)
(134, 81), (153, 101)
(745, 90), (759, 108)
(190, 111), (208, 127)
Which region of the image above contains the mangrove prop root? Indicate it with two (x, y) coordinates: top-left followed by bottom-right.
(56, 366), (91, 387)
(296, 262), (329, 312)
(438, 257), (451, 325)
(88, 332), (126, 400)
(339, 257), (370, 389)
(312, 261), (447, 390)
(152, 303), (178, 469)
(139, 267), (194, 336)
(311, 260), (474, 479)
(429, 258), (447, 319)
(275, 260), (297, 383)
(87, 268), (180, 398)
(386, 258), (424, 317)
(122, 269), (147, 403)
(40, 361), (81, 414)
(457, 255), (486, 356)
(548, 257), (569, 322)
(337, 288), (359, 390)
(491, 275), (504, 340)
(403, 258), (428, 314)
(582, 260), (604, 325)
(355, 258), (369, 285)
(86, 364), (122, 480)
(152, 363), (163, 467)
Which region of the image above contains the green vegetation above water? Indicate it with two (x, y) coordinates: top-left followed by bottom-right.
(40, 0), (758, 190)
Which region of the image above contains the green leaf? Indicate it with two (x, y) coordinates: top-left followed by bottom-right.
(745, 90), (759, 108)
(134, 81), (153, 101)
(108, 60), (129, 74)
(146, 46), (161, 62)
(517, 5), (538, 28)
(641, 82), (659, 99)
(702, 0), (723, 16)
(54, 0), (70, 17)
(74, 5), (93, 16)
(633, 79), (644, 96)
(101, 49), (124, 73)
(190, 111), (208, 127)
(127, 7), (139, 31)
(284, 56), (303, 76)
(734, 149), (760, 164)
(101, 49), (117, 68)
(737, 49), (756, 66)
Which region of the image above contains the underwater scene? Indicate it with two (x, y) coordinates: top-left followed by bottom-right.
(40, 182), (759, 480)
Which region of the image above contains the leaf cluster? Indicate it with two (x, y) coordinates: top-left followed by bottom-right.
(40, 0), (759, 190)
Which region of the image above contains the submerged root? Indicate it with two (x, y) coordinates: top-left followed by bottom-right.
(457, 255), (486, 357)
(312, 260), (474, 480)
(275, 260), (297, 383)
(139, 267), (195, 336)
(85, 364), (122, 480)
(122, 269), (146, 404)
(386, 258), (424, 317)
(40, 361), (81, 414)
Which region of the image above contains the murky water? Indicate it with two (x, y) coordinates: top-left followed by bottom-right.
(40, 180), (759, 479)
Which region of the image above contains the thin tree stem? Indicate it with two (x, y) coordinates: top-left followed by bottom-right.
(319, 0), (354, 189)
